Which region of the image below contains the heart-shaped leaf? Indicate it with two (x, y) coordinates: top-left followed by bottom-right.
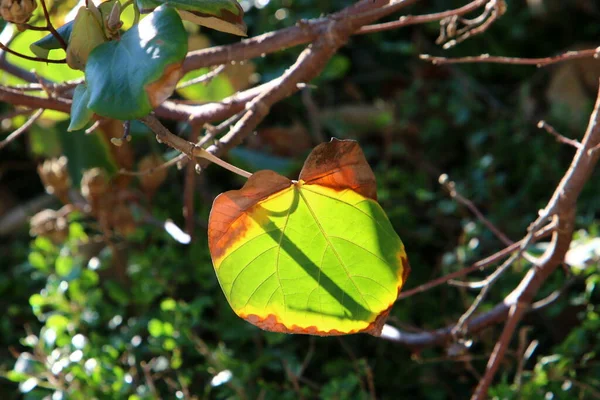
(208, 139), (410, 336)
(136, 0), (246, 36)
(85, 5), (187, 120)
(29, 21), (73, 59)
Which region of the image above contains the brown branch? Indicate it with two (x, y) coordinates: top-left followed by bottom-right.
(385, 83), (600, 387)
(472, 82), (600, 398)
(0, 86), (71, 113)
(357, 0), (488, 34)
(0, 41), (66, 63)
(184, 125), (201, 237)
(420, 47), (600, 66)
(439, 173), (513, 246)
(0, 0), (495, 128)
(397, 222), (554, 300)
(181, 0), (494, 72)
(537, 120), (582, 149)
(140, 115), (251, 178)
(39, 0), (68, 50)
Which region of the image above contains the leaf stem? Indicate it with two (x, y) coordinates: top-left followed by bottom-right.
(140, 114), (252, 179)
(193, 147), (252, 178)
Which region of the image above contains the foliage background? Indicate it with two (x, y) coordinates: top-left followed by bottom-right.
(1, 0), (600, 398)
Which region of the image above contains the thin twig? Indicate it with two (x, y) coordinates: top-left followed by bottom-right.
(140, 361), (161, 400)
(177, 65), (226, 89)
(452, 251), (521, 335)
(357, 0), (488, 34)
(439, 173), (513, 246)
(282, 360), (305, 400)
(118, 127), (220, 177)
(420, 47), (600, 66)
(85, 120), (102, 134)
(0, 108), (43, 150)
(39, 0), (68, 50)
(472, 82), (600, 399)
(438, 0), (506, 49)
(538, 120), (582, 149)
(0, 41), (66, 63)
(140, 114), (252, 178)
(184, 125), (201, 236)
(397, 222), (555, 300)
(513, 327), (534, 390)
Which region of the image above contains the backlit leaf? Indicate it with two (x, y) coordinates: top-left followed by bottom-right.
(85, 5), (187, 120)
(208, 139), (410, 336)
(136, 0), (246, 36)
(29, 21), (73, 59)
(66, 6), (108, 70)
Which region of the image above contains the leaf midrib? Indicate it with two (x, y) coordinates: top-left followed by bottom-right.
(296, 186), (369, 315)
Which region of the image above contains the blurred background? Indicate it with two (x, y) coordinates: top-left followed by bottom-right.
(1, 0), (600, 398)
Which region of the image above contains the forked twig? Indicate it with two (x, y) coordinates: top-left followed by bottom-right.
(0, 108), (43, 150)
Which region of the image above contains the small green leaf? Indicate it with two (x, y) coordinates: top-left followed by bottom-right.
(136, 0), (246, 36)
(98, 0), (121, 38)
(160, 298), (177, 311)
(29, 294), (45, 308)
(46, 314), (70, 332)
(68, 84), (94, 131)
(33, 236), (55, 253)
(6, 371), (29, 383)
(55, 255), (74, 276)
(148, 319), (163, 337)
(28, 252), (47, 270)
(29, 21), (74, 59)
(68, 222), (88, 241)
(85, 5), (187, 120)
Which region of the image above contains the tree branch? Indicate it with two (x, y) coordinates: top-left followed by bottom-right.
(420, 47), (600, 66)
(384, 83), (600, 399)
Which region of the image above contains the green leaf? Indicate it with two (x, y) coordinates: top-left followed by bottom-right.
(68, 84), (94, 131)
(46, 314), (70, 332)
(29, 294), (45, 308)
(55, 255), (74, 276)
(85, 5), (187, 120)
(28, 252), (47, 270)
(66, 6), (108, 70)
(208, 139), (410, 336)
(160, 298), (177, 311)
(136, 0), (246, 36)
(148, 319), (163, 337)
(29, 21), (73, 59)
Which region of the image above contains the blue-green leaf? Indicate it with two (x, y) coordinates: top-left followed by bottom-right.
(85, 5), (187, 120)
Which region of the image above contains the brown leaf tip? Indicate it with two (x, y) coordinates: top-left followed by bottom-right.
(299, 138), (378, 200)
